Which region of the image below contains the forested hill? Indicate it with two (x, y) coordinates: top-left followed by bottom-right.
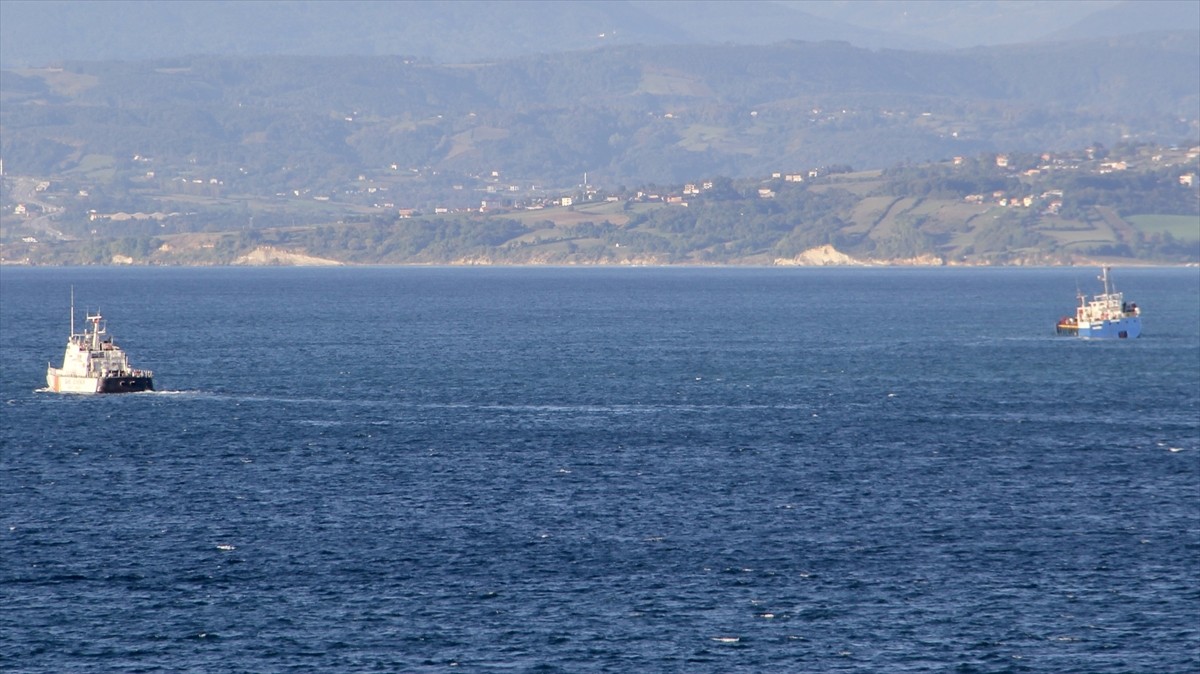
(3, 33), (1197, 189)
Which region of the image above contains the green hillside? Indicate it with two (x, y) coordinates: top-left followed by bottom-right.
(4, 144), (1196, 266)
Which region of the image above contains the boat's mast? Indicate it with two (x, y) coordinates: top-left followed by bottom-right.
(70, 285), (75, 337)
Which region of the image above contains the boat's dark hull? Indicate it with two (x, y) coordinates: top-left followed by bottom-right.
(97, 376), (154, 393)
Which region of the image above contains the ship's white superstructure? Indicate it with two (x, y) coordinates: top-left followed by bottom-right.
(46, 293), (154, 393)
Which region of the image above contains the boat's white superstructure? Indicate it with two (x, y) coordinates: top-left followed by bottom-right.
(1056, 267), (1142, 339)
(46, 293), (153, 393)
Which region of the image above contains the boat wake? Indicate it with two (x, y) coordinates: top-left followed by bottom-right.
(36, 386), (173, 396)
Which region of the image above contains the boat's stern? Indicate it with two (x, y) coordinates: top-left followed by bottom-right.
(1055, 317), (1078, 336)
(97, 375), (154, 393)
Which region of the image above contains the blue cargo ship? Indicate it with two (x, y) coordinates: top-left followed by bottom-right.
(1056, 267), (1141, 339)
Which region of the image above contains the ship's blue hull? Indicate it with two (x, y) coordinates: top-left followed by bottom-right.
(1078, 317), (1141, 339)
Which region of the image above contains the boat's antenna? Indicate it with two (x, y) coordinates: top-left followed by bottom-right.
(70, 285), (75, 336)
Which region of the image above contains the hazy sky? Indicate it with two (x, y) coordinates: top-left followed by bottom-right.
(1, 0), (1180, 68)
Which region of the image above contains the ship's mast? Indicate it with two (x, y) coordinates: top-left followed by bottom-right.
(88, 311), (103, 350)
(70, 285), (75, 337)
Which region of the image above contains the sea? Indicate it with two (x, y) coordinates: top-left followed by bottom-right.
(1, 266), (1198, 673)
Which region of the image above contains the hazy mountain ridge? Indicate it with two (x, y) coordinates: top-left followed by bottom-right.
(1043, 0), (1200, 42)
(0, 0), (1186, 68)
(0, 0), (932, 68)
(784, 0), (1200, 49)
(2, 35), (1196, 187)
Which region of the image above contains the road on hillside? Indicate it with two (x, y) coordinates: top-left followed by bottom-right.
(3, 178), (70, 241)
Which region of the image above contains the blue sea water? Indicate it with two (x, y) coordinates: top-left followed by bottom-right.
(1, 266), (1198, 673)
